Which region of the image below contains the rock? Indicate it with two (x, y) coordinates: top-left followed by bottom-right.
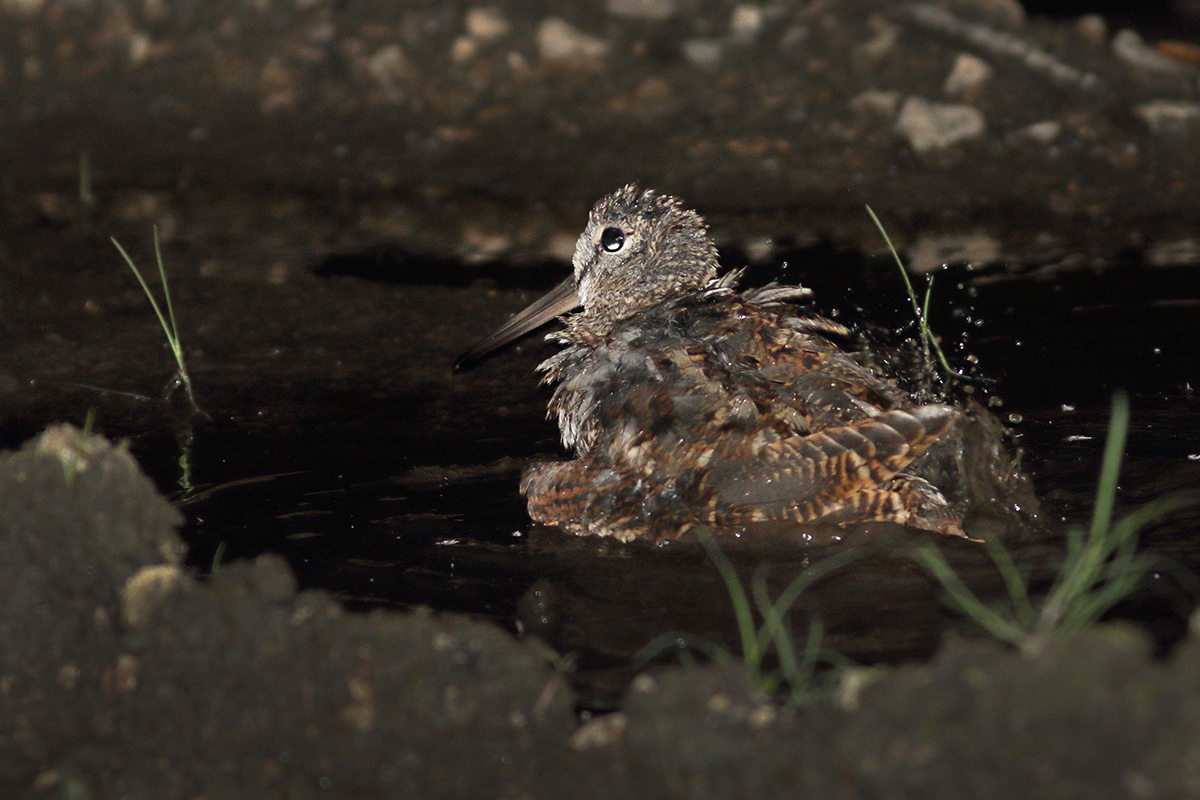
(1113, 28), (1191, 77)
(1075, 14), (1107, 48)
(569, 712), (628, 750)
(1146, 238), (1200, 267)
(730, 4), (764, 42)
(1134, 100), (1200, 133)
(538, 17), (609, 63)
(908, 230), (1001, 273)
(896, 96), (987, 153)
(943, 53), (993, 99)
(683, 39), (723, 72)
(849, 88), (902, 116)
(0, 426), (583, 797)
(1012, 119), (1062, 145)
(120, 564), (189, 628)
(465, 7), (511, 41)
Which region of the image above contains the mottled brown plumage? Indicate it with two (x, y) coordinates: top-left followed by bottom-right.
(459, 185), (968, 542)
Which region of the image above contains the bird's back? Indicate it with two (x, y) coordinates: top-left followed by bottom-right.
(524, 285), (963, 540)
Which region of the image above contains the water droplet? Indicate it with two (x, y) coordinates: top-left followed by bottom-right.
(1007, 413), (1023, 424)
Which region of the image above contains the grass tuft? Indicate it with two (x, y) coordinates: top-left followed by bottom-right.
(637, 531), (858, 709)
(865, 205), (958, 384)
(111, 227), (203, 415)
(915, 390), (1200, 655)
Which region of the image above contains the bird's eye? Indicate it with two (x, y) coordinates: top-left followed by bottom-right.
(600, 227), (625, 252)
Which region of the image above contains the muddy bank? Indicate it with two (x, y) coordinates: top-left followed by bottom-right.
(3, 424), (1200, 798)
(5, 0), (1200, 274)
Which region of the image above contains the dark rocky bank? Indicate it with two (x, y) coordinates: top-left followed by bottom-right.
(2, 424), (1199, 798)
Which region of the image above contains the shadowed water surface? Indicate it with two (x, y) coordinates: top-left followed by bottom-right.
(4, 242), (1198, 707)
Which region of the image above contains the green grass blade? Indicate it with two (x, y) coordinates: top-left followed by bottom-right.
(112, 233), (203, 414)
(914, 544), (1026, 644)
(795, 615), (824, 680)
(1064, 554), (1158, 631)
(152, 226), (183, 355)
(634, 631), (733, 667)
(698, 532), (760, 669)
(866, 205), (923, 323)
(783, 616), (827, 710)
(112, 236), (174, 345)
(981, 534), (1035, 626)
(1040, 392), (1134, 630)
(1106, 491), (1199, 550)
(756, 548), (860, 658)
(865, 205), (956, 380)
(750, 568), (798, 680)
(1090, 391), (1130, 544)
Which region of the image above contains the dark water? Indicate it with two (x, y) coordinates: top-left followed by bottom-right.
(18, 246), (1200, 707)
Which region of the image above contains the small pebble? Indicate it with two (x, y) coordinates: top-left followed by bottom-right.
(849, 88), (901, 116)
(943, 53), (993, 99)
(683, 39), (723, 72)
(1155, 40), (1200, 67)
(1145, 238), (1200, 267)
(730, 4), (764, 41)
(466, 7), (511, 41)
(568, 712), (628, 750)
(896, 96), (986, 153)
(1016, 120), (1061, 144)
(856, 19), (898, 62)
(1113, 28), (1189, 76)
(451, 37), (477, 63)
(538, 18), (609, 62)
(1134, 100), (1200, 133)
(1075, 14), (1107, 47)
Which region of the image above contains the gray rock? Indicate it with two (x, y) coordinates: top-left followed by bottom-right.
(896, 96), (987, 153)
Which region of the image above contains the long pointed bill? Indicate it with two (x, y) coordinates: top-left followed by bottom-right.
(454, 276), (581, 369)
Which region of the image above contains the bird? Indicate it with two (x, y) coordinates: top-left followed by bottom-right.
(457, 184), (971, 543)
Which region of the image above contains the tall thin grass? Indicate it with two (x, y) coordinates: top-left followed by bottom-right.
(915, 391), (1199, 655)
(637, 532), (859, 709)
(111, 227), (202, 414)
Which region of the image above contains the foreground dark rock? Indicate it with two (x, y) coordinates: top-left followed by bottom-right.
(4, 424), (1200, 798)
(0, 427), (581, 797)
